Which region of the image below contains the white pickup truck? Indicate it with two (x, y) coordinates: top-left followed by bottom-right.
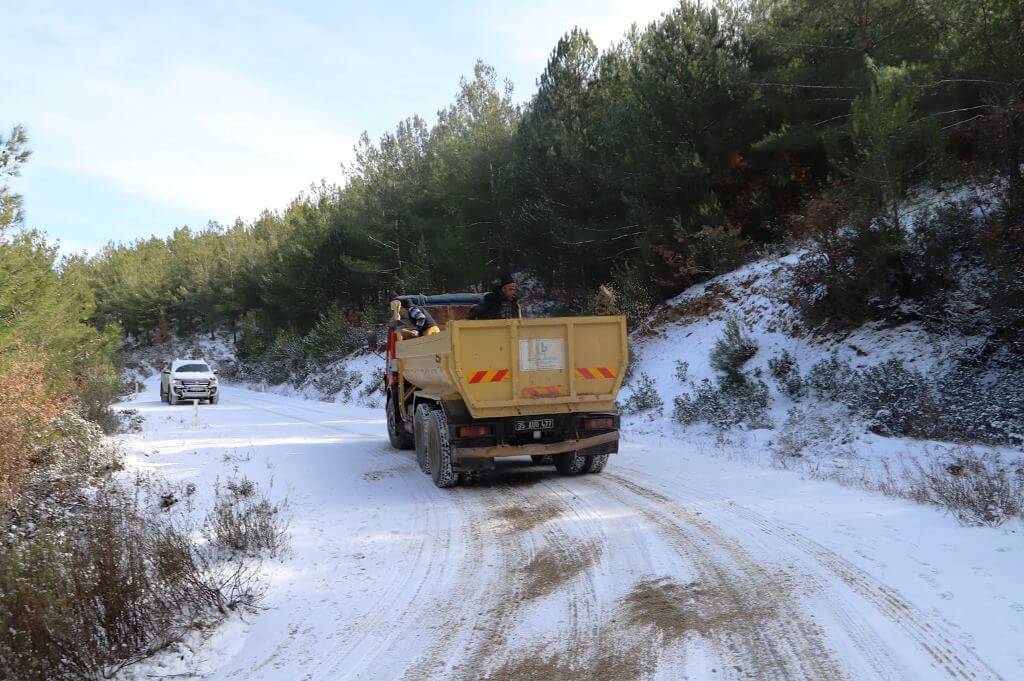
(160, 359), (220, 405)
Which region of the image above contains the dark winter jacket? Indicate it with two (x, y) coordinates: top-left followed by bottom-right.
(468, 287), (521, 320)
(408, 305), (437, 334)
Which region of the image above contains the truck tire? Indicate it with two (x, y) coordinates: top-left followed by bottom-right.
(584, 453), (609, 474)
(427, 410), (458, 488)
(530, 455), (554, 465)
(210, 393), (220, 405)
(554, 451), (588, 476)
(386, 392), (414, 450)
(413, 403), (434, 475)
(169, 391), (179, 406)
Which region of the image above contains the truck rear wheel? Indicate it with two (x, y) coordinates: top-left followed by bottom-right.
(427, 410), (458, 488)
(584, 453), (609, 474)
(386, 392), (414, 450)
(413, 403), (434, 474)
(554, 451), (588, 476)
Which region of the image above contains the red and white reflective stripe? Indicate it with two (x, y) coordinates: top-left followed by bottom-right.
(468, 369), (511, 384)
(575, 367), (615, 379)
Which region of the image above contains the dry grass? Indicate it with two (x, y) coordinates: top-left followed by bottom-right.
(647, 283), (731, 330)
(800, 445), (1024, 528)
(0, 357), (68, 506)
(902, 451), (1024, 526)
(0, 469), (288, 680)
(208, 477), (289, 558)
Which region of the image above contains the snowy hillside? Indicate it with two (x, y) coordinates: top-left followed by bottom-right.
(619, 250), (1022, 523)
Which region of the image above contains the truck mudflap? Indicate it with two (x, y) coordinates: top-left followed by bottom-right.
(453, 430), (618, 460)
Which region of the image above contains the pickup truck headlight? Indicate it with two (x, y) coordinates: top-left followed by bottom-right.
(172, 378), (182, 385)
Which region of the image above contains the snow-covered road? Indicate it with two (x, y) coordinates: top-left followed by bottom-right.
(118, 381), (1022, 680)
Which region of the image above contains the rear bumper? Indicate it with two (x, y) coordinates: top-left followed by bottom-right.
(454, 430), (618, 459)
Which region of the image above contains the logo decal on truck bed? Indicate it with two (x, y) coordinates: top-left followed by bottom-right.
(519, 338), (565, 371)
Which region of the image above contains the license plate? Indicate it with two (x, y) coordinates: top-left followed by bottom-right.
(514, 418), (554, 432)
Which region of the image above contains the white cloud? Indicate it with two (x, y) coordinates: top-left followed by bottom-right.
(7, 3), (357, 224)
(36, 61), (353, 222)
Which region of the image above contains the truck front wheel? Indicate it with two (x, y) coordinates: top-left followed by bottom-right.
(554, 451), (588, 476)
(427, 410), (458, 488)
(413, 403), (434, 474)
(386, 392), (414, 450)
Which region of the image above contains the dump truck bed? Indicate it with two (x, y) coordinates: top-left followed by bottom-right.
(396, 316), (627, 419)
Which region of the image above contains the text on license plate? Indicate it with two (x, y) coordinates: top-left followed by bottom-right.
(514, 418), (554, 432)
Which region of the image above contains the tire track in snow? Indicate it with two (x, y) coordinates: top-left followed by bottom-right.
(589, 473), (848, 681)
(227, 390), (459, 681)
(606, 465), (1004, 681)
(402, 471), (624, 680)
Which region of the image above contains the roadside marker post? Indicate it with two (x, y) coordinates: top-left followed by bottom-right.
(192, 399), (200, 428)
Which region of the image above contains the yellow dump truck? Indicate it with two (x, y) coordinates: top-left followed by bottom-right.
(379, 294), (627, 487)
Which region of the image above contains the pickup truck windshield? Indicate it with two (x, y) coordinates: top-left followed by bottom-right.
(177, 364), (210, 373)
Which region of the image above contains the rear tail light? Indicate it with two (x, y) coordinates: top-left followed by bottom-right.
(583, 417), (614, 430)
(458, 425), (493, 438)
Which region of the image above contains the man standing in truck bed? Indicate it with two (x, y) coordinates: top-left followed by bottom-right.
(390, 298), (441, 336)
(468, 275), (521, 320)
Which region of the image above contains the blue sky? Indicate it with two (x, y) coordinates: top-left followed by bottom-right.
(4, 0), (673, 255)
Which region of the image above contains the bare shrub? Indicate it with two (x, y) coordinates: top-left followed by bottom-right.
(207, 477), (289, 558)
(0, 475), (271, 680)
(226, 475), (257, 499)
(904, 450), (1024, 527)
